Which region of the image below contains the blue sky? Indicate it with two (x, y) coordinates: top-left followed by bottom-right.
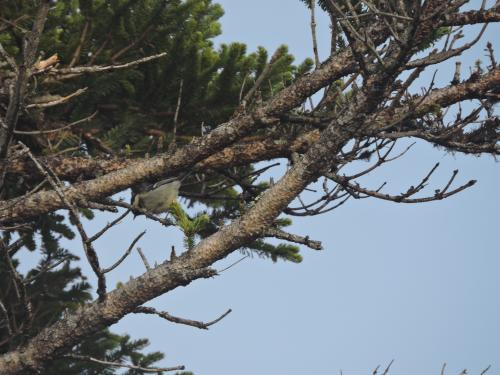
(17, 1), (500, 374)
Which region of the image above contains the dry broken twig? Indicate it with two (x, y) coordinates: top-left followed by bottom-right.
(134, 306), (232, 330)
(65, 354), (184, 373)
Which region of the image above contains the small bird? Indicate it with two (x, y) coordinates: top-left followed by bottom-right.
(132, 177), (182, 215)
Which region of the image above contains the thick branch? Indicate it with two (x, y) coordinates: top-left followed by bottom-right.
(0, 131), (318, 183)
(442, 9), (500, 26)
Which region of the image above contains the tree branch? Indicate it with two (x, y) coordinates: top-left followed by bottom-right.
(102, 231), (146, 273)
(44, 52), (168, 80)
(0, 0), (51, 158)
(264, 227), (323, 250)
(443, 8), (500, 26)
(133, 306), (232, 330)
(65, 354), (184, 373)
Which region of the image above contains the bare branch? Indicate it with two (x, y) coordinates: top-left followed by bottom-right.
(0, 299), (12, 336)
(452, 61), (462, 85)
(382, 360), (395, 375)
(104, 199), (174, 227)
(170, 79), (184, 147)
(443, 8), (500, 26)
(102, 231), (146, 274)
(328, 170), (477, 204)
(480, 365), (492, 375)
(110, 24), (155, 63)
(24, 256), (73, 284)
(406, 23), (488, 69)
(241, 48), (282, 109)
(65, 354), (184, 373)
(310, 0), (321, 68)
(134, 306), (232, 330)
(69, 20), (90, 68)
(5, 235), (29, 256)
(88, 209), (130, 242)
(136, 247), (151, 271)
(86, 201), (119, 213)
(81, 132), (115, 155)
(217, 255), (249, 273)
(46, 52), (167, 78)
(26, 87), (88, 109)
(0, 15), (30, 33)
(264, 227), (323, 250)
(12, 111), (97, 135)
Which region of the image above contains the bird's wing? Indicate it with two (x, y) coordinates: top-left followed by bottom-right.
(152, 177), (178, 189)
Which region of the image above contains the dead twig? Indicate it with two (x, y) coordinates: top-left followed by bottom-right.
(12, 111), (97, 135)
(217, 255), (249, 273)
(170, 79), (184, 147)
(310, 0), (321, 68)
(88, 209), (130, 242)
(240, 48), (282, 109)
(24, 256), (73, 284)
(102, 231), (146, 273)
(136, 247), (151, 271)
(134, 306), (232, 330)
(65, 354), (184, 373)
(104, 198), (174, 227)
(26, 87), (88, 109)
(47, 52), (167, 78)
(264, 227), (323, 250)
